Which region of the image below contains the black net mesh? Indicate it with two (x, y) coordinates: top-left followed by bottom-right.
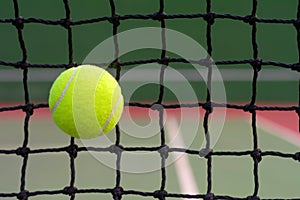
(0, 0), (300, 200)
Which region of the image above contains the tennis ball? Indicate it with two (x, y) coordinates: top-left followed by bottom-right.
(48, 65), (124, 139)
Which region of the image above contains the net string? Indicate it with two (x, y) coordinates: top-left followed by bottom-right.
(108, 0), (123, 199)
(11, 0), (30, 199)
(203, 0), (213, 198)
(249, 0), (260, 198)
(297, 0), (300, 132)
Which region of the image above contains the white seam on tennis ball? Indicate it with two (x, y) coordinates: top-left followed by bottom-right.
(51, 67), (78, 113)
(99, 92), (122, 135)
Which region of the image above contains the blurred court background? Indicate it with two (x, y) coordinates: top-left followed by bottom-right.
(0, 0), (299, 199)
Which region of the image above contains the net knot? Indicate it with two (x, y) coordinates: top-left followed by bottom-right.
(198, 58), (214, 67)
(291, 63), (300, 72)
(109, 59), (121, 69)
(16, 147), (30, 157)
(204, 193), (214, 200)
(66, 144), (78, 158)
(63, 186), (77, 196)
(17, 190), (29, 200)
(204, 12), (215, 25)
(60, 18), (73, 29)
(295, 107), (300, 116)
(293, 19), (300, 29)
(158, 145), (169, 159)
(151, 103), (164, 111)
(250, 58), (262, 72)
(109, 144), (123, 156)
(158, 56), (170, 66)
(247, 195), (260, 200)
(153, 190), (167, 199)
(12, 16), (24, 29)
(109, 14), (121, 26)
(68, 62), (77, 69)
(199, 148), (212, 158)
(243, 104), (256, 113)
(17, 61), (29, 69)
(244, 15), (257, 25)
(203, 102), (213, 114)
(293, 152), (300, 162)
(251, 149), (262, 163)
(22, 103), (34, 116)
(152, 12), (167, 21)
(112, 186), (123, 200)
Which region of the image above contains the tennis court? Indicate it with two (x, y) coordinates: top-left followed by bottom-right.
(0, 107), (299, 199)
(0, 0), (299, 200)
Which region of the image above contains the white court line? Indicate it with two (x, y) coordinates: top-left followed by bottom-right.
(165, 116), (199, 200)
(0, 68), (298, 82)
(256, 115), (300, 147)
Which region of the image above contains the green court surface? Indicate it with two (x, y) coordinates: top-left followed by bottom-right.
(1, 1), (299, 199)
(0, 1), (299, 103)
(0, 1), (297, 111)
(0, 113), (299, 199)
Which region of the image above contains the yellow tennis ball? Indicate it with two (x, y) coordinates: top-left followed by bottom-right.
(48, 65), (124, 139)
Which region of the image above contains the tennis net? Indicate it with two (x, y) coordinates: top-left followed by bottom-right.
(0, 0), (299, 199)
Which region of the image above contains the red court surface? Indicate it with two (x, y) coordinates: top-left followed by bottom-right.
(0, 103), (299, 141)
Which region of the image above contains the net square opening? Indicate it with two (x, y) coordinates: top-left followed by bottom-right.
(0, 24), (22, 62)
(0, 1), (14, 18)
(76, 152), (116, 189)
(116, 0), (159, 15)
(73, 22), (112, 63)
(259, 157), (300, 198)
(26, 153), (70, 191)
(257, 24), (297, 64)
(256, 68), (298, 103)
(23, 24), (68, 64)
(165, 0), (205, 15)
(257, 0), (298, 19)
(213, 156), (253, 197)
(121, 151), (161, 191)
(69, 0), (111, 21)
(0, 155), (22, 193)
(18, 0), (65, 20)
(212, 0), (252, 16)
(212, 20), (252, 62)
